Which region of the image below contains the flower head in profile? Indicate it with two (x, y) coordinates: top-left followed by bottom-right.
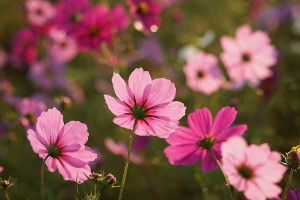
(184, 51), (223, 95)
(126, 0), (162, 35)
(221, 136), (287, 200)
(27, 108), (97, 182)
(220, 24), (278, 86)
(104, 67), (186, 138)
(26, 0), (55, 27)
(164, 107), (247, 172)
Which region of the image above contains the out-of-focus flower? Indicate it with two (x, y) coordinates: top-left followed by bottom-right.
(0, 167), (3, 173)
(0, 48), (8, 68)
(104, 67), (186, 138)
(221, 136), (287, 200)
(47, 29), (78, 63)
(111, 4), (130, 32)
(198, 30), (215, 48)
(27, 108), (98, 182)
(158, 0), (180, 8)
(28, 59), (67, 91)
(26, 0), (55, 27)
(72, 5), (113, 51)
(220, 24), (278, 86)
(172, 10), (184, 23)
(183, 51), (223, 95)
(132, 135), (150, 150)
(16, 97), (47, 130)
(55, 0), (90, 33)
(178, 44), (198, 61)
(11, 28), (38, 65)
(105, 137), (143, 164)
(164, 107), (247, 172)
(139, 37), (165, 65)
(260, 62), (280, 99)
(126, 0), (162, 35)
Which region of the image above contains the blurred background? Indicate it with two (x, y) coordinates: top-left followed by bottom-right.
(0, 0), (299, 199)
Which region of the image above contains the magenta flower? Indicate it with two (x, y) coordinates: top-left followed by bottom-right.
(184, 51), (223, 95)
(27, 108), (97, 182)
(26, 0), (55, 27)
(104, 67), (186, 138)
(220, 24), (278, 86)
(0, 167), (3, 173)
(11, 28), (38, 65)
(126, 0), (162, 35)
(72, 5), (113, 51)
(0, 48), (8, 69)
(47, 29), (78, 63)
(105, 138), (143, 164)
(164, 107), (247, 172)
(221, 136), (287, 200)
(111, 4), (130, 32)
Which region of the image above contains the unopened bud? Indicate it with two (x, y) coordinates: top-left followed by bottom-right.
(56, 96), (72, 111)
(91, 172), (101, 179)
(0, 180), (9, 189)
(286, 145), (300, 169)
(105, 173), (116, 184)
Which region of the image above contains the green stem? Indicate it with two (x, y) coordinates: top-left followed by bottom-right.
(282, 169), (294, 200)
(94, 183), (97, 196)
(210, 149), (234, 200)
(5, 191), (10, 200)
(118, 120), (137, 200)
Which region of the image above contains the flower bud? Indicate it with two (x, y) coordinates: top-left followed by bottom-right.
(91, 172), (101, 179)
(55, 96), (72, 111)
(105, 173), (116, 185)
(0, 180), (9, 189)
(285, 145), (300, 169)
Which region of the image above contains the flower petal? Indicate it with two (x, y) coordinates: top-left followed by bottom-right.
(58, 121), (89, 146)
(112, 73), (134, 105)
(200, 149), (219, 172)
(27, 129), (47, 157)
(215, 124), (247, 142)
(104, 95), (130, 116)
(164, 144), (202, 165)
(165, 126), (199, 146)
(210, 107), (237, 137)
(187, 108), (212, 138)
(113, 114), (135, 130)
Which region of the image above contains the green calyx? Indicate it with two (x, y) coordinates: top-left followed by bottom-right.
(237, 165), (253, 179)
(46, 137), (66, 158)
(123, 97), (158, 125)
(198, 135), (215, 150)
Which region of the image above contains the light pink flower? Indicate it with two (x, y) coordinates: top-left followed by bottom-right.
(48, 29), (78, 63)
(104, 67), (186, 138)
(184, 51), (223, 95)
(164, 107), (247, 172)
(26, 0), (55, 27)
(27, 108), (97, 182)
(105, 137), (143, 164)
(220, 24), (278, 86)
(221, 136), (287, 200)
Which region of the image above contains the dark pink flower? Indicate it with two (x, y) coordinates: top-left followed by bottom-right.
(11, 28), (38, 65)
(287, 189), (300, 200)
(220, 24), (278, 86)
(184, 51), (223, 95)
(164, 107), (247, 172)
(104, 67), (186, 138)
(111, 4), (130, 32)
(132, 135), (150, 150)
(0, 48), (8, 68)
(72, 5), (113, 51)
(26, 0), (55, 27)
(27, 108), (97, 182)
(221, 136), (287, 200)
(126, 0), (162, 35)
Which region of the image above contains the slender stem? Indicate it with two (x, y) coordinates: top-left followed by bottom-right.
(41, 158), (46, 200)
(282, 169), (294, 200)
(118, 120), (137, 200)
(94, 183), (97, 196)
(5, 191), (10, 200)
(210, 149), (234, 200)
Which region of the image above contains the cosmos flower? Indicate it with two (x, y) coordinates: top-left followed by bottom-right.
(0, 167), (3, 173)
(183, 51), (223, 95)
(47, 28), (78, 63)
(0, 48), (8, 69)
(220, 24), (278, 86)
(27, 107), (97, 182)
(26, 0), (55, 27)
(104, 67), (186, 138)
(164, 107), (247, 172)
(126, 0), (162, 35)
(111, 4), (130, 32)
(221, 136), (287, 200)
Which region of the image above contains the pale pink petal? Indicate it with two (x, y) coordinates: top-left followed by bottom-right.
(27, 129), (48, 156)
(215, 124), (247, 142)
(210, 107), (237, 137)
(58, 121), (89, 146)
(164, 144), (202, 165)
(254, 178), (282, 199)
(113, 114), (135, 130)
(244, 181), (266, 200)
(147, 118), (179, 138)
(149, 101), (186, 121)
(45, 157), (57, 172)
(220, 36), (239, 54)
(65, 146), (98, 163)
(104, 95), (130, 116)
(134, 120), (151, 136)
(187, 108), (212, 138)
(112, 73), (134, 105)
(221, 136), (247, 166)
(255, 162), (287, 183)
(128, 68), (152, 104)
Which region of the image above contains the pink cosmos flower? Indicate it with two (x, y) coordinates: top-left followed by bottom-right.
(104, 67), (186, 138)
(221, 136), (287, 200)
(105, 137), (143, 164)
(11, 28), (38, 65)
(0, 49), (8, 68)
(0, 166), (3, 173)
(47, 29), (78, 63)
(27, 107), (97, 182)
(111, 4), (130, 32)
(164, 107), (247, 172)
(126, 0), (162, 35)
(17, 97), (47, 130)
(26, 0), (55, 27)
(220, 24), (278, 86)
(72, 5), (113, 51)
(183, 51), (223, 95)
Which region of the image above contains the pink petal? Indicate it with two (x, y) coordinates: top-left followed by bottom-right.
(149, 101), (186, 121)
(165, 126), (199, 146)
(164, 144), (202, 165)
(244, 181), (266, 200)
(128, 68), (152, 104)
(63, 156), (87, 168)
(36, 107), (64, 144)
(287, 189), (300, 200)
(58, 121), (89, 146)
(134, 120), (152, 136)
(254, 178), (282, 199)
(221, 136), (247, 166)
(45, 157), (57, 172)
(66, 146), (98, 163)
(220, 36), (239, 54)
(113, 114), (135, 130)
(27, 129), (48, 156)
(104, 95), (130, 116)
(200, 149), (219, 172)
(215, 124), (247, 142)
(147, 118), (179, 138)
(187, 108), (212, 138)
(210, 107), (237, 137)
(112, 73), (134, 105)
(146, 78), (176, 107)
